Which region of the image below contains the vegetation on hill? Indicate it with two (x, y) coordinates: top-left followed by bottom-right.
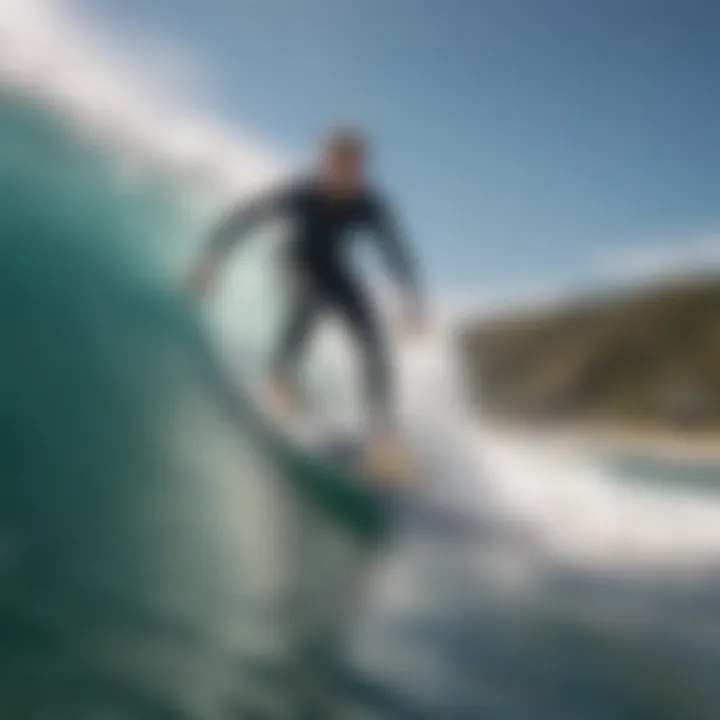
(458, 277), (720, 430)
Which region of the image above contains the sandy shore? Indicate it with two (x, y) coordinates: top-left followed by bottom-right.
(496, 422), (720, 463)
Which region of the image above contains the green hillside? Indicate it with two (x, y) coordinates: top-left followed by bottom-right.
(458, 276), (720, 431)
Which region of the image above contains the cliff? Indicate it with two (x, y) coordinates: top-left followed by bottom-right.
(458, 276), (720, 430)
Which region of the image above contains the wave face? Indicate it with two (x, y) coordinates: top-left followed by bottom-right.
(3, 83), (720, 719)
(0, 88), (378, 718)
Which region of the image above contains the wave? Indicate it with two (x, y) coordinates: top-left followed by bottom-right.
(0, 80), (382, 717)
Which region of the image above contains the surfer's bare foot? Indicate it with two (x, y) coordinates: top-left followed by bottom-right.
(265, 377), (300, 420)
(364, 434), (413, 483)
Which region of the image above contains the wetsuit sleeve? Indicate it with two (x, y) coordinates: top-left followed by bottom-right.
(367, 194), (421, 300)
(205, 183), (298, 259)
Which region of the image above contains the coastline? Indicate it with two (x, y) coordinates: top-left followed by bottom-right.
(493, 421), (720, 464)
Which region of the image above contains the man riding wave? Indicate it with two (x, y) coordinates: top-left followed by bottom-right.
(188, 127), (427, 478)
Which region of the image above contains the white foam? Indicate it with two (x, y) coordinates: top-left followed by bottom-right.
(396, 326), (720, 571)
(0, 0), (286, 199)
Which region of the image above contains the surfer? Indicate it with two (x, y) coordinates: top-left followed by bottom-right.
(187, 127), (426, 478)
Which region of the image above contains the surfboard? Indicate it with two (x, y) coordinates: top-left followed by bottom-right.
(192, 328), (393, 543)
(261, 420), (392, 543)
(256, 378), (415, 481)
(251, 385), (412, 538)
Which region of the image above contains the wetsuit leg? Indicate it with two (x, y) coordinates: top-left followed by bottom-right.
(271, 274), (323, 385)
(324, 272), (392, 429)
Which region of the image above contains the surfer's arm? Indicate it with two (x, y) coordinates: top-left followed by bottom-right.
(205, 186), (294, 258)
(369, 195), (421, 305)
(187, 185), (295, 296)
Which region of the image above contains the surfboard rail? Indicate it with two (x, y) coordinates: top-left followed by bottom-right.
(193, 324), (391, 543)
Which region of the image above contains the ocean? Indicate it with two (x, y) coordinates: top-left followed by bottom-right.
(3, 80), (720, 719)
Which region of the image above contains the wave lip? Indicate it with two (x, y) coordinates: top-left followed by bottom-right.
(0, 0), (285, 205)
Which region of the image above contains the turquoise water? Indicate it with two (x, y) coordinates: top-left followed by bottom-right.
(603, 454), (720, 495)
(3, 88), (720, 718)
(0, 88), (376, 718)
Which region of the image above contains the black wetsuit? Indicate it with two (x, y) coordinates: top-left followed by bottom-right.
(208, 178), (419, 426)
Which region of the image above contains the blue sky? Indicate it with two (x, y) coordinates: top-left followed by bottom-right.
(73, 0), (719, 301)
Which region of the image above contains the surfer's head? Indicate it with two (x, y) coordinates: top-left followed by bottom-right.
(320, 126), (367, 197)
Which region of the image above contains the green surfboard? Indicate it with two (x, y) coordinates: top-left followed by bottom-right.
(195, 325), (392, 544)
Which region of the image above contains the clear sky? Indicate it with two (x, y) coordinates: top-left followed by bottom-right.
(72, 0), (720, 302)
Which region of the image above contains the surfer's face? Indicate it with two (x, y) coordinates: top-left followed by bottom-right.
(322, 139), (365, 197)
